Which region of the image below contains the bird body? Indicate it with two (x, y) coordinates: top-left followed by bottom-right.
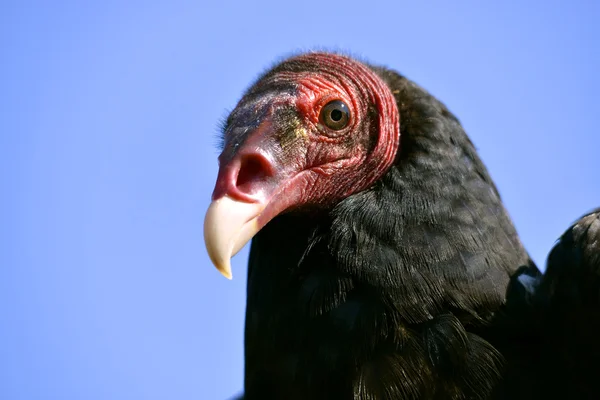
(203, 52), (599, 399)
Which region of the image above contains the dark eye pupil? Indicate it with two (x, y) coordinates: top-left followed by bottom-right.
(319, 100), (350, 131)
(330, 109), (343, 121)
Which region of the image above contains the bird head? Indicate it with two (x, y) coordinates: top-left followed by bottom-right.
(204, 52), (400, 278)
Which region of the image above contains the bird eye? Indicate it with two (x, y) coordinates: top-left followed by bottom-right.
(319, 100), (350, 131)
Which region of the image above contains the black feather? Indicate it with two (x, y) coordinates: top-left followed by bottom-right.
(482, 209), (600, 399)
(224, 55), (600, 399)
(241, 62), (529, 399)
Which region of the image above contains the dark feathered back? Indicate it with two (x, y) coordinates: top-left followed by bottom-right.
(530, 209), (600, 399)
(243, 64), (530, 399)
(483, 209), (600, 399)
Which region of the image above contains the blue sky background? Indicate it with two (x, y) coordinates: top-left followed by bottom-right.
(2, 1), (598, 399)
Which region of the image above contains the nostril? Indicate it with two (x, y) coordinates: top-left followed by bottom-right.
(235, 154), (273, 196)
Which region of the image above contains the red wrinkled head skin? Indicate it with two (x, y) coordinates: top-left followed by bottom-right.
(214, 52), (400, 226)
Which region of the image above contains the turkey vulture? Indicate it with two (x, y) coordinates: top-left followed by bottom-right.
(203, 52), (599, 399)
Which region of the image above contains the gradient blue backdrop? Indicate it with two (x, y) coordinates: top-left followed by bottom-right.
(2, 1), (598, 399)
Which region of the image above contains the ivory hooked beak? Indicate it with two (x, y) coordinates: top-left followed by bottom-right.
(203, 196), (264, 279)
